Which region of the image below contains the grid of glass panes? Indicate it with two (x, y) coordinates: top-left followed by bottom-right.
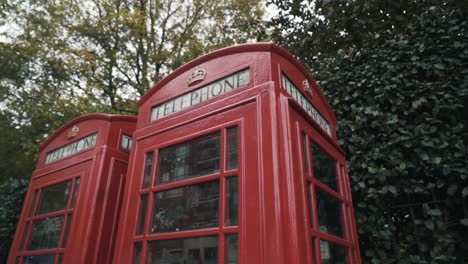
(301, 133), (353, 264)
(134, 126), (239, 264)
(18, 177), (80, 264)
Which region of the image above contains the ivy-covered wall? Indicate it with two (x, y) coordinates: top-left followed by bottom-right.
(309, 5), (468, 263)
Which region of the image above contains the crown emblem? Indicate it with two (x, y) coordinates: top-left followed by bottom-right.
(302, 80), (313, 96)
(187, 66), (206, 86)
(68, 125), (79, 138)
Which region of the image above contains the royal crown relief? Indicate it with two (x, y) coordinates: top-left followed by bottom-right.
(187, 66), (207, 86)
(151, 67), (250, 122)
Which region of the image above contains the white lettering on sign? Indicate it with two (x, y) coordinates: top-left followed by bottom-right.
(45, 133), (98, 164)
(151, 68), (250, 122)
(282, 75), (331, 136)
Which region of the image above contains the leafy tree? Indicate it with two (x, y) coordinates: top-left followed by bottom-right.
(269, 0), (468, 262)
(0, 0), (266, 261)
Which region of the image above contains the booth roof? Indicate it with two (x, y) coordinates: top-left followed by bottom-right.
(39, 113), (137, 151)
(138, 43), (336, 123)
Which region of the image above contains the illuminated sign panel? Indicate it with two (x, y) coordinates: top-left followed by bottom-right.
(45, 133), (98, 164)
(282, 75), (331, 136)
(151, 69), (250, 122)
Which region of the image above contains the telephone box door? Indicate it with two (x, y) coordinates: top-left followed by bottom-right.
(117, 102), (262, 264)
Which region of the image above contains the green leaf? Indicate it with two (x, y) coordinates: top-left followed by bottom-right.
(447, 185), (457, 195)
(462, 187), (468, 197)
(461, 219), (468, 226)
(424, 220), (434, 230)
(434, 63), (446, 70)
(427, 209), (442, 216)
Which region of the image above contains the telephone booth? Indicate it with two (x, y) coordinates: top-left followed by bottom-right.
(8, 114), (136, 264)
(114, 43), (361, 264)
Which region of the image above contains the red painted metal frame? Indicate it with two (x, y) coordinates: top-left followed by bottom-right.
(115, 43), (361, 264)
(7, 114), (137, 264)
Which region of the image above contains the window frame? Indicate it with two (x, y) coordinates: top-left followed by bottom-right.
(132, 120), (242, 264)
(17, 176), (81, 263)
(298, 124), (356, 264)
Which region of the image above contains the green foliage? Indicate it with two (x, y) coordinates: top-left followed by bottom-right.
(321, 4), (467, 264)
(269, 0), (468, 263)
(0, 178), (28, 263)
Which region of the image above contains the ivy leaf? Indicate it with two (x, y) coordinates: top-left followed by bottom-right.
(434, 63), (446, 70)
(462, 187), (468, 197)
(427, 209), (443, 216)
(461, 219), (468, 226)
(447, 185), (458, 195)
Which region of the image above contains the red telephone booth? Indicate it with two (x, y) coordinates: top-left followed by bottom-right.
(114, 43), (361, 264)
(8, 114), (136, 264)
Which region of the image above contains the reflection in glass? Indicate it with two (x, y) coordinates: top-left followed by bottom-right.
(302, 134), (309, 173)
(143, 152), (154, 189)
(226, 127), (238, 170)
(226, 177), (238, 226)
(37, 181), (72, 215)
(23, 254), (55, 264)
(29, 216), (64, 250)
(151, 181), (219, 233)
(311, 141), (338, 190)
(317, 189), (343, 237)
(226, 234), (238, 264)
(136, 194), (148, 235)
(61, 214), (72, 247)
(70, 178), (80, 208)
(146, 236), (218, 264)
(156, 132), (220, 185)
(320, 240), (347, 264)
(133, 242), (142, 264)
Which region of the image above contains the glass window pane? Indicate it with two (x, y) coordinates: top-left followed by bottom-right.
(317, 189), (343, 237)
(143, 152), (154, 189)
(302, 134), (310, 174)
(156, 132), (220, 185)
(133, 242), (142, 264)
(70, 178), (80, 208)
(151, 181), (219, 233)
(28, 216), (64, 250)
(311, 142), (338, 190)
(226, 177), (238, 226)
(37, 181), (72, 215)
(226, 234), (238, 264)
(29, 190), (39, 217)
(61, 213), (72, 247)
(23, 254), (55, 264)
(226, 127), (238, 170)
(320, 240), (347, 264)
(122, 135), (132, 151)
(136, 194), (148, 235)
(146, 236), (218, 264)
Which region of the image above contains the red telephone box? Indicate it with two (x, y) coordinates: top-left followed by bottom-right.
(114, 43), (361, 264)
(7, 114), (136, 264)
